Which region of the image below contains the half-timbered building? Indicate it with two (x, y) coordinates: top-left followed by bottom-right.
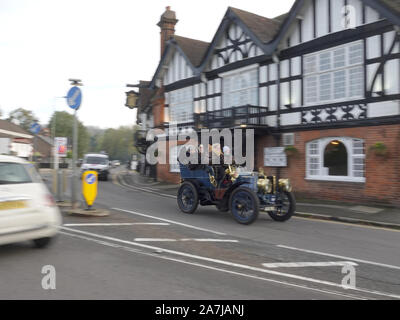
(140, 1), (400, 205)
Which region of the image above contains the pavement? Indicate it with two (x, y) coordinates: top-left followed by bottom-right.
(117, 170), (400, 231)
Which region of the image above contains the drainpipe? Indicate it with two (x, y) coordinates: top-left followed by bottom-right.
(272, 52), (281, 183)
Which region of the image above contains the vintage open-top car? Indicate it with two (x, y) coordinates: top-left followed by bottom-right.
(177, 163), (296, 225)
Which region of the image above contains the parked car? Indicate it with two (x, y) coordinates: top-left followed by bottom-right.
(81, 153), (110, 181)
(177, 163), (296, 225)
(111, 160), (121, 167)
(0, 155), (62, 248)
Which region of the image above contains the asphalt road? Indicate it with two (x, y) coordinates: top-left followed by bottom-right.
(1, 169), (399, 300)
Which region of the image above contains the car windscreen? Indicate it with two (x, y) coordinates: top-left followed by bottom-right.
(84, 157), (108, 165)
(0, 162), (33, 184)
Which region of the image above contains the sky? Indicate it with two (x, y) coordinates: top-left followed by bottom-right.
(0, 0), (295, 129)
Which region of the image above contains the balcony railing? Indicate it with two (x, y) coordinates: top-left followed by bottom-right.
(194, 105), (269, 129)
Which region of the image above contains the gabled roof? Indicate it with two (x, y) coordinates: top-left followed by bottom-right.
(267, 0), (400, 55)
(173, 36), (209, 67)
(150, 35), (209, 88)
(0, 120), (33, 138)
(149, 1), (400, 89)
(229, 7), (282, 44)
(198, 7), (285, 71)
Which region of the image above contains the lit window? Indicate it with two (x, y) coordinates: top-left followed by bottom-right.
(323, 140), (348, 176)
(306, 137), (365, 182)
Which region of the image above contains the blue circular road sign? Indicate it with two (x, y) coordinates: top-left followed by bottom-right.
(66, 86), (82, 110)
(30, 123), (41, 134)
(85, 174), (96, 185)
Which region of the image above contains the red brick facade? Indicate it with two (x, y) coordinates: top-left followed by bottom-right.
(156, 140), (181, 184)
(255, 124), (400, 206)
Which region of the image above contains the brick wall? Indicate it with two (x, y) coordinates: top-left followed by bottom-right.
(256, 124), (400, 206)
(155, 139), (182, 184)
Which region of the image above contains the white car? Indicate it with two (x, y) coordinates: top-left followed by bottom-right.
(0, 155), (62, 248)
(81, 153), (110, 181)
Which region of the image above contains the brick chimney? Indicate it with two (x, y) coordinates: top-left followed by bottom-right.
(157, 6), (178, 57)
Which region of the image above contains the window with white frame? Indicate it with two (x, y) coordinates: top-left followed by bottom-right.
(169, 87), (193, 124)
(306, 137), (365, 182)
(304, 42), (364, 105)
(222, 68), (258, 109)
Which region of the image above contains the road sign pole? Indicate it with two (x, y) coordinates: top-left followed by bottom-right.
(71, 109), (79, 208)
(66, 82), (82, 209)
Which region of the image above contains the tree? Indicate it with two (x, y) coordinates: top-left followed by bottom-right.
(7, 108), (39, 131)
(99, 126), (137, 162)
(87, 126), (106, 153)
(48, 111), (89, 158)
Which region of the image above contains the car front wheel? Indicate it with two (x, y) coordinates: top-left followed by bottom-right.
(229, 187), (259, 225)
(32, 237), (52, 249)
(268, 191), (296, 222)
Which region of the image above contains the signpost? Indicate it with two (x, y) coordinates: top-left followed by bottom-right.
(67, 82), (82, 208)
(53, 137), (68, 201)
(82, 171), (98, 210)
(30, 123), (41, 163)
(30, 123), (41, 135)
(54, 137), (68, 158)
(264, 147), (287, 167)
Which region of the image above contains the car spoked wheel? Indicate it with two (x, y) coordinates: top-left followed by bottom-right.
(229, 188), (259, 225)
(268, 191), (296, 222)
(177, 181), (199, 214)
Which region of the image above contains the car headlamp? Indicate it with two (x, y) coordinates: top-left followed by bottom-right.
(257, 178), (272, 194)
(279, 179), (292, 192)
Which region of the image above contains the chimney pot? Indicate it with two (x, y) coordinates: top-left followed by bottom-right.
(157, 6), (178, 57)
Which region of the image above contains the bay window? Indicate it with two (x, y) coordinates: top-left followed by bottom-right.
(304, 42), (364, 105)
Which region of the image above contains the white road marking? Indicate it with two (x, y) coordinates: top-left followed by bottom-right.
(262, 261), (358, 268)
(134, 238), (177, 242)
(59, 230), (367, 300)
(134, 238), (238, 243)
(277, 245), (400, 271)
(60, 226), (400, 299)
(112, 208), (226, 236)
(63, 223), (170, 227)
(181, 238), (238, 243)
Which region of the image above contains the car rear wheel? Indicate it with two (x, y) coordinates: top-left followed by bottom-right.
(32, 237), (52, 249)
(229, 187), (259, 225)
(177, 181), (199, 214)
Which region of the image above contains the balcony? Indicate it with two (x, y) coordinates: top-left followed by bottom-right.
(194, 105), (269, 130)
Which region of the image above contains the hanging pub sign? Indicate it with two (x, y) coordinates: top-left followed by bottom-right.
(125, 90), (139, 109)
